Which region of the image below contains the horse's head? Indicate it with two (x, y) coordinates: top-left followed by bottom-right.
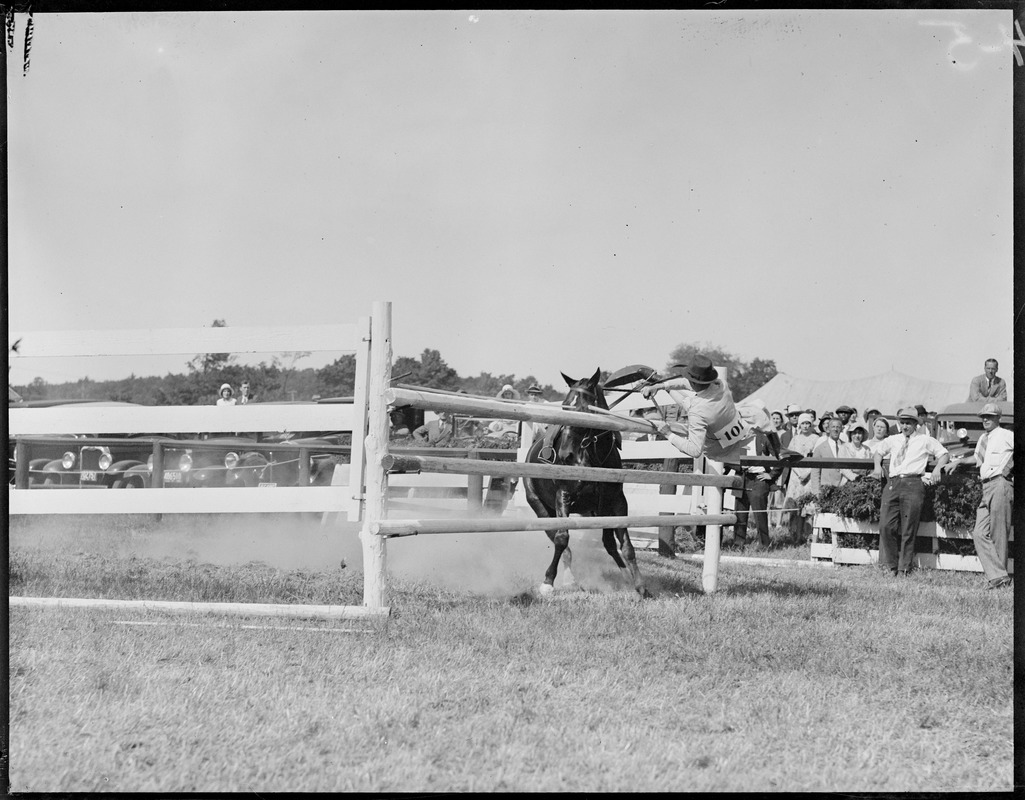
(553, 367), (620, 467)
(560, 368), (606, 414)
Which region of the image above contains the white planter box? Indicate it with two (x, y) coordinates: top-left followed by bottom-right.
(814, 514), (878, 535)
(833, 547), (878, 566)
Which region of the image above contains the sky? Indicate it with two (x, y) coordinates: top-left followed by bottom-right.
(5, 9), (1017, 396)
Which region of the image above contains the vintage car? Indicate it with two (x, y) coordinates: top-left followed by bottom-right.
(119, 436), (260, 488)
(934, 400), (1014, 464)
(9, 401), (171, 488)
(226, 434), (351, 487)
(34, 434), (181, 488)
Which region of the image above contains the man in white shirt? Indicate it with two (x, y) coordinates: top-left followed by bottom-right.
(946, 403), (1014, 589)
(872, 407), (950, 576)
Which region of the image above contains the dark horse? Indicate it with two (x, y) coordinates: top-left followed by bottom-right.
(523, 369), (649, 597)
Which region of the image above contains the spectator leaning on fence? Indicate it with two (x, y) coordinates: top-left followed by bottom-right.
(872, 407), (949, 577)
(727, 430), (783, 551)
(944, 403), (1013, 590)
(967, 358), (1007, 402)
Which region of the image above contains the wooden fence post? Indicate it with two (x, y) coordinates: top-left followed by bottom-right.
(467, 449), (484, 514)
(360, 301), (392, 609)
(15, 439), (30, 489)
(701, 457), (723, 594)
(658, 457), (680, 557)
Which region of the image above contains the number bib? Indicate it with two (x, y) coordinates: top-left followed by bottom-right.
(711, 413), (754, 446)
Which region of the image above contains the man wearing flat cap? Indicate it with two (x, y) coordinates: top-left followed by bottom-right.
(945, 403), (1013, 589)
(872, 407), (950, 576)
(835, 405), (856, 442)
(641, 354), (801, 466)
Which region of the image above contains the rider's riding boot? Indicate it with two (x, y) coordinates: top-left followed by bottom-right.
(767, 431), (803, 464)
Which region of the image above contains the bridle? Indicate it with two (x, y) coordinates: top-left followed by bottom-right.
(560, 382), (617, 464)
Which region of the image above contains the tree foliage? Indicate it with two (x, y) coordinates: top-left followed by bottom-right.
(12, 340), (560, 405)
(664, 341), (777, 400)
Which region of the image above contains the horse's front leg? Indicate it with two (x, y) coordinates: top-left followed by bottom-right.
(601, 526), (651, 599)
(541, 489), (573, 594)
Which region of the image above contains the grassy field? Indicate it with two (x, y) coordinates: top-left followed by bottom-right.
(8, 514), (1015, 793)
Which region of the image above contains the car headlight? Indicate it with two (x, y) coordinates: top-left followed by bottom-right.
(62, 451), (75, 470)
(224, 452), (239, 469)
(98, 449), (113, 470)
(179, 452), (193, 472)
(956, 427), (968, 439)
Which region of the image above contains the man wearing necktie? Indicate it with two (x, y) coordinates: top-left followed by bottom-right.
(945, 403), (1014, 589)
(967, 358), (1007, 402)
(811, 418), (845, 489)
(872, 407), (949, 576)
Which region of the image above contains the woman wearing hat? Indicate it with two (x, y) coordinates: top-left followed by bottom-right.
(782, 413), (819, 541)
(216, 383), (236, 406)
(641, 355), (801, 465)
(839, 425), (873, 483)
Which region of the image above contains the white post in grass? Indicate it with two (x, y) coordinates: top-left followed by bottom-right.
(360, 301), (392, 609)
(702, 457), (723, 593)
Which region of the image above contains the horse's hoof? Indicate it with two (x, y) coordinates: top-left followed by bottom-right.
(538, 583), (555, 596)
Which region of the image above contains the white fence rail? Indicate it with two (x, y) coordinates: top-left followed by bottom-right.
(8, 316), (375, 520)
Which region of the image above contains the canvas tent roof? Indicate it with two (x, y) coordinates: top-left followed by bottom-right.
(742, 369), (981, 419)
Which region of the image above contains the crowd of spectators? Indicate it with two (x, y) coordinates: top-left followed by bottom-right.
(747, 392), (1012, 589)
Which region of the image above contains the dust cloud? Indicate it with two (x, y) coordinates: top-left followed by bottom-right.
(9, 514), (634, 597)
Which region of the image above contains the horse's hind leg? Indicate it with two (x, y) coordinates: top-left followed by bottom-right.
(602, 527), (650, 598)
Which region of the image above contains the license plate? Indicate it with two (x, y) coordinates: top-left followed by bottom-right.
(258, 482), (277, 488)
(165, 471), (183, 483)
(81, 471), (97, 482)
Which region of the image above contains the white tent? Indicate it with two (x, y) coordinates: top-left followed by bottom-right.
(743, 369), (975, 419)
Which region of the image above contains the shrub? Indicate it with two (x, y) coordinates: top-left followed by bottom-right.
(931, 472), (982, 532)
(818, 476), (884, 523)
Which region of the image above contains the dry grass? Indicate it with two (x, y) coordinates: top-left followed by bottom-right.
(7, 514), (1014, 793)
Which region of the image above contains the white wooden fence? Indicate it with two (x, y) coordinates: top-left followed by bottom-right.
(8, 311), (379, 520)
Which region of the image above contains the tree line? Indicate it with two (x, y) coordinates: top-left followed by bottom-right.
(9, 322), (777, 405)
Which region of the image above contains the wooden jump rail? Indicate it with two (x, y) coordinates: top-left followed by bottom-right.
(373, 514), (737, 538)
(384, 387), (659, 436)
(369, 383), (740, 595)
(380, 453), (742, 489)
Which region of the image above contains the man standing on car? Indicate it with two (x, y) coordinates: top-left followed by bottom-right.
(945, 403), (1013, 589)
(872, 407), (949, 576)
(968, 358), (1007, 402)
